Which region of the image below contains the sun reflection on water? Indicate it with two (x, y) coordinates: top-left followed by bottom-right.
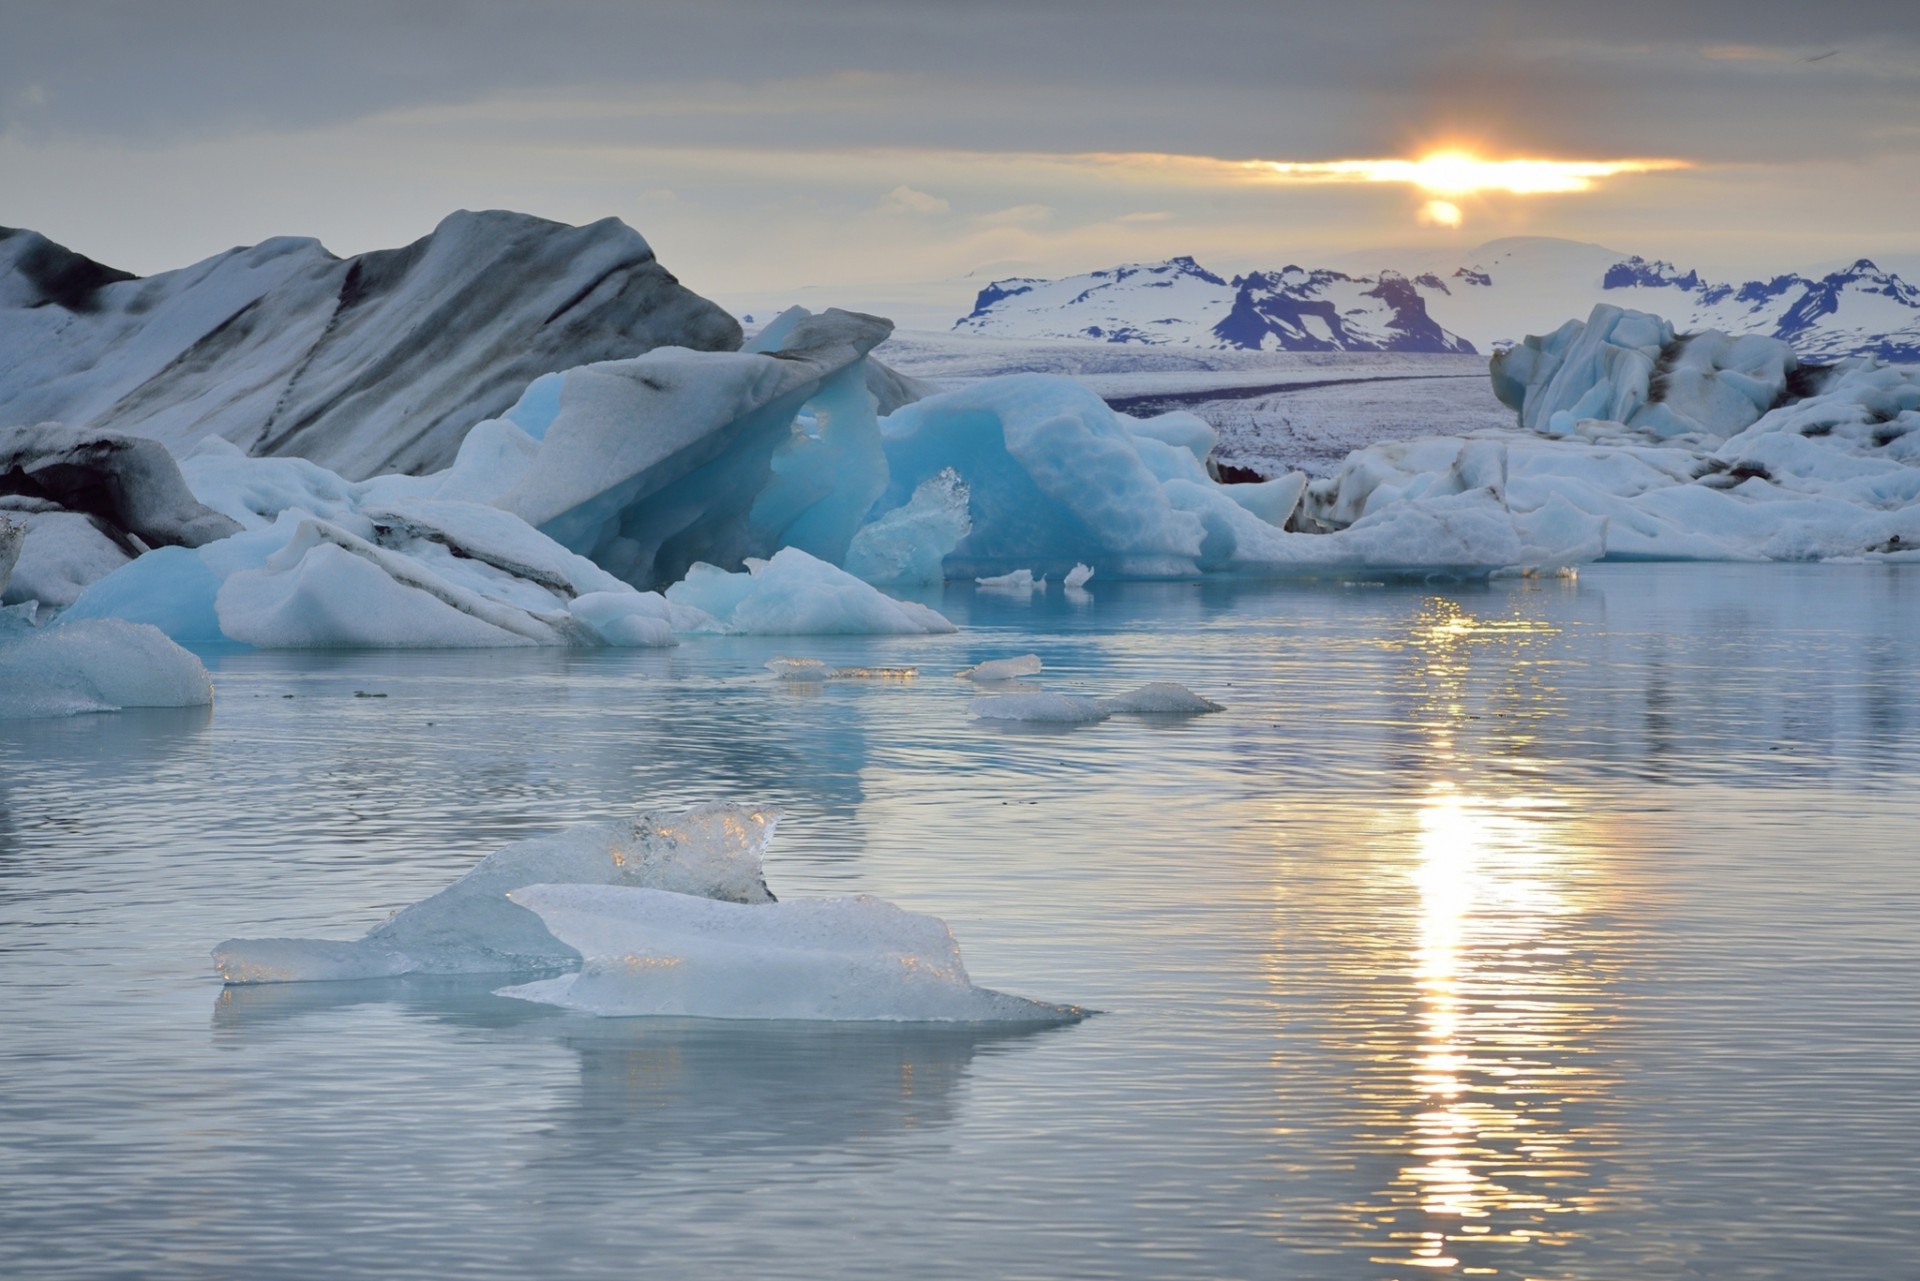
(1312, 594), (1624, 1277)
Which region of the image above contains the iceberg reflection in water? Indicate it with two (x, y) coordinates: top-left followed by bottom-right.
(212, 976), (1064, 1170)
(1, 564), (1916, 1279)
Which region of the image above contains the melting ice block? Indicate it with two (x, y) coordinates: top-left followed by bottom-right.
(0, 616), (213, 718)
(496, 886), (1082, 1023)
(213, 803), (781, 983)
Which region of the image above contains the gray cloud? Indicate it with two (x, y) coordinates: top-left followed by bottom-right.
(4, 1), (1916, 162)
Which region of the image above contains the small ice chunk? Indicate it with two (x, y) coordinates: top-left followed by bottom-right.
(0, 618), (213, 718)
(213, 803), (781, 983)
(970, 692), (1110, 724)
(1063, 562), (1094, 589)
(496, 885), (1082, 1023)
(1101, 682), (1224, 715)
(975, 568), (1040, 590)
(666, 547), (956, 635)
(766, 656), (830, 680)
(957, 653), (1042, 682)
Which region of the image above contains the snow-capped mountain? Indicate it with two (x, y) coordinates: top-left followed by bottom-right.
(957, 239), (1920, 364)
(953, 257), (1475, 354)
(0, 211), (741, 479)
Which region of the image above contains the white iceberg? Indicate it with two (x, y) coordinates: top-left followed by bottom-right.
(1303, 304), (1920, 563)
(1063, 562), (1094, 589)
(497, 886), (1081, 1023)
(665, 546), (954, 635)
(213, 802), (781, 983)
(0, 614), (213, 718)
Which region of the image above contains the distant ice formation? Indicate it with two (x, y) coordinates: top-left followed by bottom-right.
(497, 887), (1079, 1022)
(1300, 305), (1920, 561)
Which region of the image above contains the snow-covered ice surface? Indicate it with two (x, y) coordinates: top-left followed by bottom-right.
(498, 887), (1080, 1022)
(213, 803), (782, 982)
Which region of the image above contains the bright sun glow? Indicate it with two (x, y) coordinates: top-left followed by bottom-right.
(1258, 150), (1689, 196)
(1418, 199), (1463, 228)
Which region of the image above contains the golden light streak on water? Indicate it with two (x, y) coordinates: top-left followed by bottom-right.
(1337, 596), (1624, 1277)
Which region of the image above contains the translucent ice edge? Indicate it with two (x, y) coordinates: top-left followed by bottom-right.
(495, 885), (1084, 1023)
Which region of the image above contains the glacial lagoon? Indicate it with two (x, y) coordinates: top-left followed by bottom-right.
(3, 562), (1917, 1280)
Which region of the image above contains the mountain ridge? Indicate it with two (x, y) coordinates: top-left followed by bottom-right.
(956, 241), (1920, 363)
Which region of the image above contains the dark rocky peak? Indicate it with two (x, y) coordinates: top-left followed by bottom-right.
(1603, 256), (1706, 291)
(0, 227), (139, 312)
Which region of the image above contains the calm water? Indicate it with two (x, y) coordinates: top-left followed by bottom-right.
(3, 564), (1917, 1280)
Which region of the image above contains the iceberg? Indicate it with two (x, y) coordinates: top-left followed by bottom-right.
(664, 546), (954, 635)
(213, 803), (782, 983)
(496, 886), (1082, 1023)
(1305, 305), (1920, 562)
(1063, 562), (1095, 589)
(0, 614), (213, 718)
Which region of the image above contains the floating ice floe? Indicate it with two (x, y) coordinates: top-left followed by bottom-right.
(1300, 304), (1920, 562)
(497, 887), (1079, 1022)
(1103, 682), (1226, 714)
(1064, 562), (1095, 589)
(765, 657), (916, 681)
(666, 547), (954, 635)
(0, 611), (213, 718)
(214, 801), (1080, 1024)
(970, 681), (1224, 724)
(213, 803), (782, 983)
(957, 653), (1043, 682)
(969, 692), (1110, 724)
(976, 568), (1044, 591)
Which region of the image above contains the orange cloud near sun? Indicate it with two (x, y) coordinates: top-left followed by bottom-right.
(1253, 150), (1692, 196)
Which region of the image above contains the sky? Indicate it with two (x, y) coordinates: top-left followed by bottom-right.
(5, 0), (1920, 324)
